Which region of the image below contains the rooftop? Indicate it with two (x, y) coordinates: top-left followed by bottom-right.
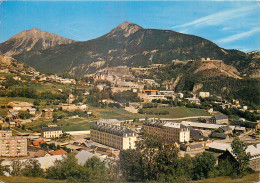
(49, 149), (67, 155)
(212, 114), (228, 120)
(42, 126), (62, 132)
(144, 120), (188, 129)
(91, 123), (136, 137)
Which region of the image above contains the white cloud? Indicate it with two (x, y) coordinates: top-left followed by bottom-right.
(217, 27), (260, 43)
(172, 5), (257, 29)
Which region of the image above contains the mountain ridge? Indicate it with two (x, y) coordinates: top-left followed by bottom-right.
(0, 21), (256, 77)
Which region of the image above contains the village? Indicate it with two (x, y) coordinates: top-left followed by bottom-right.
(0, 60), (259, 177)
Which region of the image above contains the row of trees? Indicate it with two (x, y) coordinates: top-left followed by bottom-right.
(0, 154), (116, 182)
(120, 132), (252, 182)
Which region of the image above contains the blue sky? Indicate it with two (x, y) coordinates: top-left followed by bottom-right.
(0, 1), (259, 52)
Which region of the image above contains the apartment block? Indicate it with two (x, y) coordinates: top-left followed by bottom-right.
(41, 125), (63, 138)
(0, 131), (27, 157)
(90, 123), (137, 150)
(143, 120), (190, 143)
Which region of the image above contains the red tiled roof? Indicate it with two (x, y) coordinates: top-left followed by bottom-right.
(49, 149), (67, 155)
(32, 140), (45, 146)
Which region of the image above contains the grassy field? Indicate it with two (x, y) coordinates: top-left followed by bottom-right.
(24, 106), (210, 132)
(0, 97), (35, 106)
(28, 82), (89, 93)
(93, 106), (210, 120)
(0, 176), (65, 182)
(25, 116), (96, 132)
(194, 172), (260, 183)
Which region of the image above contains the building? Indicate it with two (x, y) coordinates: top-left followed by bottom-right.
(27, 108), (36, 115)
(0, 131), (27, 157)
(97, 119), (121, 126)
(141, 90), (158, 95)
(8, 101), (33, 111)
(197, 92), (210, 98)
(184, 98), (200, 104)
(90, 123), (137, 150)
(209, 142), (260, 171)
(209, 114), (229, 124)
(41, 109), (54, 119)
(41, 125), (63, 138)
(181, 121), (245, 132)
(176, 93), (184, 98)
(49, 149), (67, 156)
(143, 120), (190, 143)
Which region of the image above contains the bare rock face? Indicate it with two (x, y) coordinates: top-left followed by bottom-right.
(0, 28), (75, 56)
(106, 21), (143, 38)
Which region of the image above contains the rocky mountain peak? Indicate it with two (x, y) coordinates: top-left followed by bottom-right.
(0, 28), (75, 56)
(106, 21), (143, 38)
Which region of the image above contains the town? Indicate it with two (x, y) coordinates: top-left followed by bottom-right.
(0, 59), (259, 182)
(0, 1), (260, 181)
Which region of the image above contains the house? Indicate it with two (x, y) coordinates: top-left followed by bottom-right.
(41, 109), (54, 119)
(220, 126), (233, 134)
(27, 108), (36, 115)
(49, 149), (67, 156)
(180, 143), (204, 152)
(211, 132), (228, 139)
(83, 140), (94, 147)
(32, 140), (45, 146)
(216, 143), (260, 171)
(9, 122), (16, 127)
(41, 125), (63, 138)
(208, 108), (214, 114)
(197, 92), (210, 98)
(176, 93), (184, 98)
(76, 150), (107, 166)
(184, 98), (200, 104)
(66, 94), (75, 104)
(8, 101), (33, 111)
(209, 114), (229, 124)
(190, 128), (206, 141)
(142, 90), (158, 95)
(34, 150), (49, 157)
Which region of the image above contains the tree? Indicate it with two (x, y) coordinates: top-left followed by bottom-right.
(231, 137), (251, 177)
(22, 159), (44, 177)
(0, 159), (5, 176)
(52, 113), (58, 123)
(9, 160), (23, 176)
(193, 151), (217, 180)
(46, 153), (89, 182)
(84, 156), (108, 182)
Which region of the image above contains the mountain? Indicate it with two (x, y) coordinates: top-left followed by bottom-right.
(245, 51), (260, 78)
(0, 28), (75, 56)
(2, 21), (254, 76)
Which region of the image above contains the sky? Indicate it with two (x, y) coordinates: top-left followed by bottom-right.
(0, 0), (259, 52)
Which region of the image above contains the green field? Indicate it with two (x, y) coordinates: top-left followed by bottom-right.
(93, 106), (210, 120)
(194, 172), (260, 183)
(0, 97), (35, 106)
(25, 116), (96, 132)
(24, 106), (210, 132)
(0, 176), (65, 182)
(28, 82), (89, 93)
